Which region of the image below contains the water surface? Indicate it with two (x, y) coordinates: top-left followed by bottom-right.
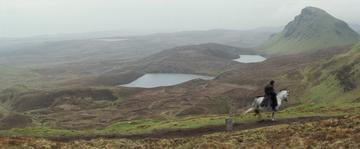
(233, 55), (266, 63)
(97, 38), (128, 42)
(121, 73), (213, 88)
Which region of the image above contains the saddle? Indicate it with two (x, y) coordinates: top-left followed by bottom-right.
(260, 96), (271, 107)
(261, 95), (277, 110)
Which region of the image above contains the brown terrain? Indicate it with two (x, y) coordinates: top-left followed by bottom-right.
(0, 44), (351, 130)
(0, 29), (274, 90)
(0, 115), (358, 148)
(45, 116), (340, 141)
(89, 43), (254, 85)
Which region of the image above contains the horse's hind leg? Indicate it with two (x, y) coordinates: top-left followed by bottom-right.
(271, 112), (275, 121)
(255, 109), (262, 121)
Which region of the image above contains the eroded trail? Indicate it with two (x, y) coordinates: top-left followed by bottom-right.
(47, 116), (338, 142)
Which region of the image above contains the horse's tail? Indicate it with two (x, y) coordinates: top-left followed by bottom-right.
(243, 107), (254, 114)
(243, 97), (259, 114)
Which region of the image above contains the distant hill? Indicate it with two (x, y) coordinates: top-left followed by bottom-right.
(133, 28), (278, 48)
(263, 6), (359, 55)
(138, 43), (253, 75)
(92, 43), (254, 85)
(0, 28), (274, 89)
(303, 42), (360, 102)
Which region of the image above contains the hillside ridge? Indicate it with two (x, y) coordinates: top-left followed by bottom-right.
(263, 6), (359, 55)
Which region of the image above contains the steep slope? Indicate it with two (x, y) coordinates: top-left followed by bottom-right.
(303, 42), (360, 103)
(263, 6), (359, 55)
(350, 23), (360, 34)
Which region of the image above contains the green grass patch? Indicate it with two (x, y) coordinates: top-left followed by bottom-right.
(0, 127), (84, 137)
(2, 102), (358, 138)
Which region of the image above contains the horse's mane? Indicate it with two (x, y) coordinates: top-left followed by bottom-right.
(255, 89), (287, 98)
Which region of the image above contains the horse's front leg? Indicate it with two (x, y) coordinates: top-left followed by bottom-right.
(258, 112), (262, 121)
(271, 112), (275, 121)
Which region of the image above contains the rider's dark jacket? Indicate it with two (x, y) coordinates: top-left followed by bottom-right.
(264, 83), (277, 109)
(264, 84), (275, 96)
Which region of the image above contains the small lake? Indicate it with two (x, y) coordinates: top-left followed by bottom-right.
(121, 73), (214, 88)
(233, 55), (266, 63)
(97, 38), (128, 42)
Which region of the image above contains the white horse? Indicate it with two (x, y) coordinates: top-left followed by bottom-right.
(243, 90), (289, 121)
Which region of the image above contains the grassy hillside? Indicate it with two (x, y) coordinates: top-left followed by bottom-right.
(263, 7), (359, 55)
(1, 114), (359, 148)
(302, 42), (360, 103)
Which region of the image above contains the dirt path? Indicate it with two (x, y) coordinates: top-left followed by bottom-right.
(46, 116), (339, 142)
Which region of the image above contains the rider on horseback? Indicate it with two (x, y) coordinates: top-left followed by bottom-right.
(261, 80), (277, 110)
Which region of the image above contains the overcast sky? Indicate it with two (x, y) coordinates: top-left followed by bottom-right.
(0, 0), (359, 37)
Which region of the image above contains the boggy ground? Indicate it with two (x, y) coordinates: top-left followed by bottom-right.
(0, 114), (359, 149)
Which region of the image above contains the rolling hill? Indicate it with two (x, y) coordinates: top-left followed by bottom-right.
(0, 29), (273, 90)
(263, 7), (359, 55)
(134, 43), (253, 75)
(90, 43), (254, 86)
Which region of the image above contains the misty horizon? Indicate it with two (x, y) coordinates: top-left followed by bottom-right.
(0, 1), (360, 147)
(1, 0), (360, 38)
